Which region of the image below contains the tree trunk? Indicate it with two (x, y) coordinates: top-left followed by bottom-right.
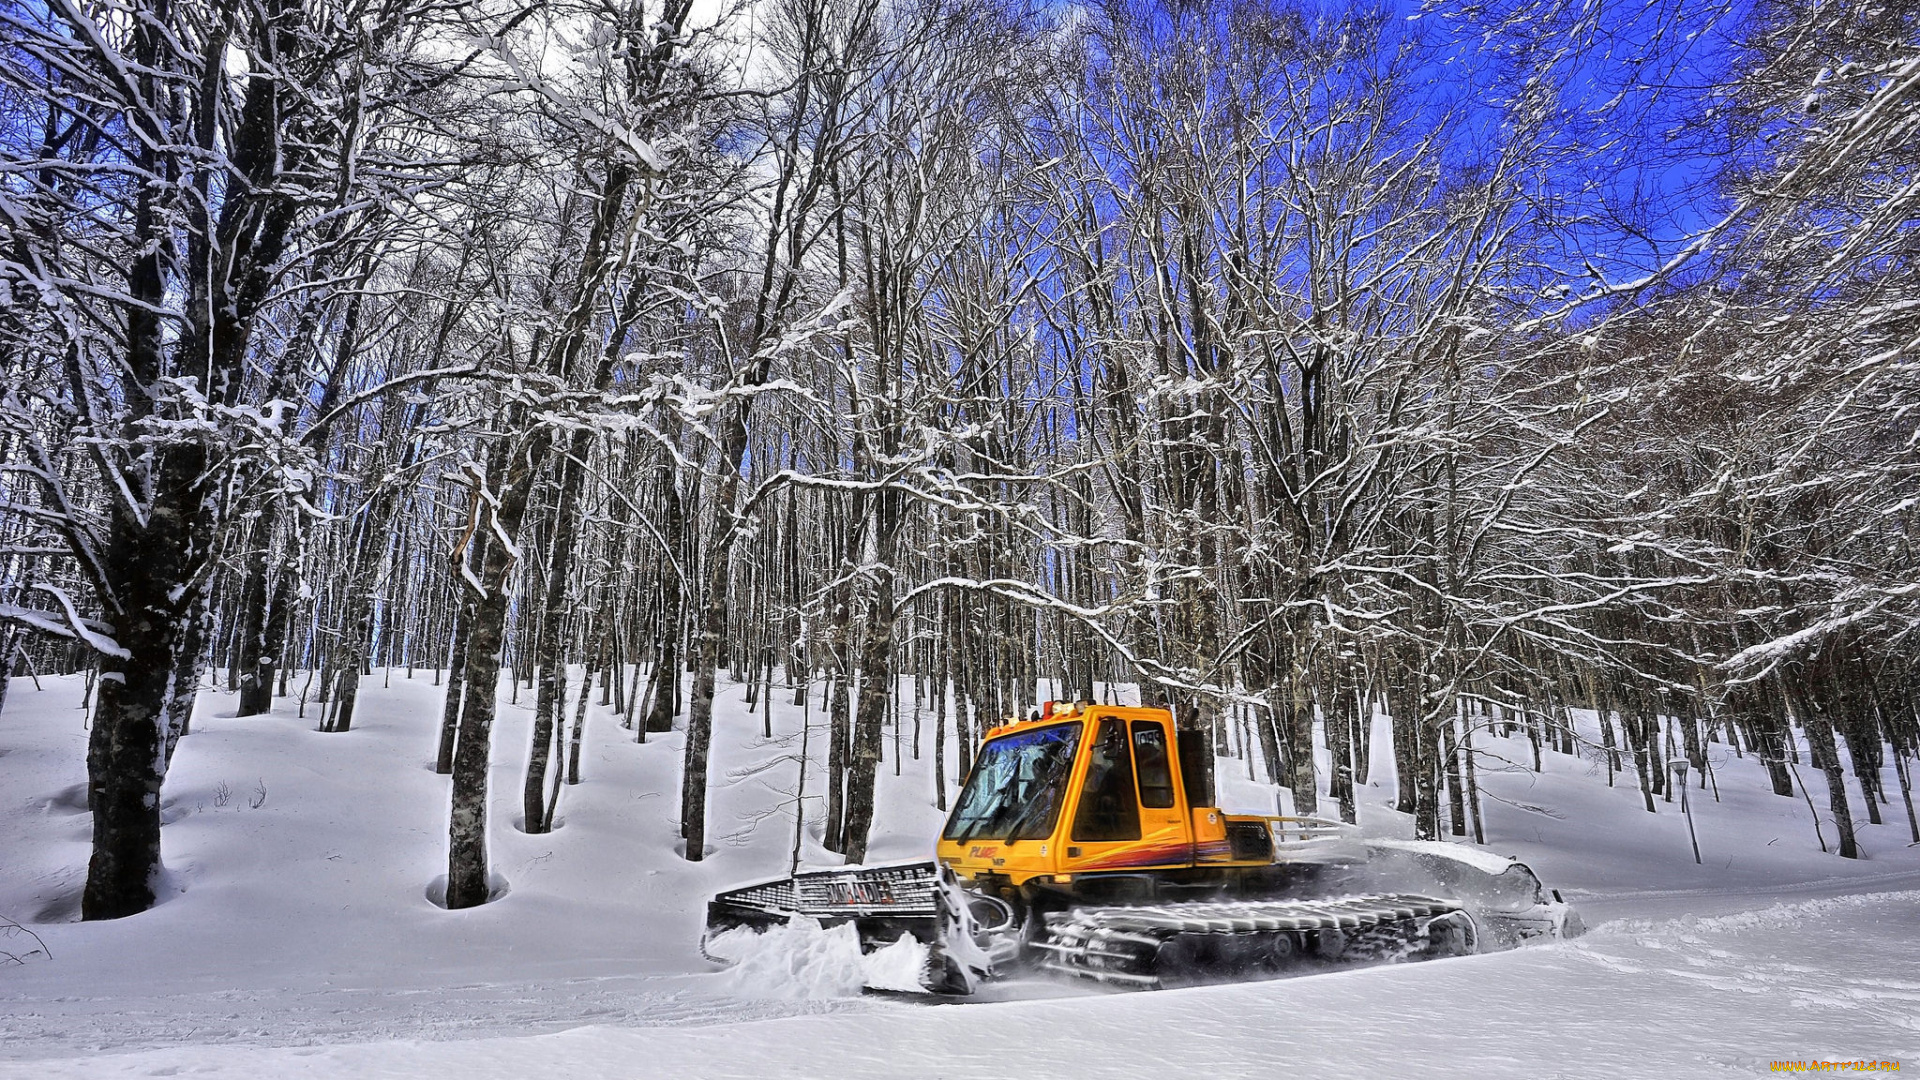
(1328, 675), (1357, 824)
(1462, 703), (1485, 845)
(163, 598), (207, 766)
(680, 548), (729, 861)
(0, 627), (15, 719)
(526, 437), (593, 834)
(643, 464), (684, 734)
(933, 659), (948, 811)
(448, 578), (511, 908)
(84, 633), (172, 920)
(83, 442), (208, 918)
(447, 406), (563, 904)
(567, 649), (592, 786)
(840, 464), (902, 861)
(1797, 688), (1859, 859)
(1389, 682), (1419, 816)
(234, 503), (277, 717)
(1443, 704), (1467, 836)
(824, 579), (854, 852)
(435, 587), (474, 775)
(839, 569), (895, 864)
(1281, 647), (1316, 813)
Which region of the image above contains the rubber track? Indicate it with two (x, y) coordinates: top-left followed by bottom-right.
(1034, 893), (1468, 988)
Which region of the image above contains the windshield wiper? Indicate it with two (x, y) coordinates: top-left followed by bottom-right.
(1003, 756), (1073, 846)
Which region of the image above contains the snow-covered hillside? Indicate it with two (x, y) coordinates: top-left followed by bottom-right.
(3, 672), (1917, 1078)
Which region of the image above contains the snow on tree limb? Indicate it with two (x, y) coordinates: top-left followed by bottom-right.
(0, 585), (129, 659)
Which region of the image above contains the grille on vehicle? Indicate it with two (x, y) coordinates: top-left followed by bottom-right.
(1226, 820), (1274, 861)
(714, 876), (798, 913)
(716, 863), (939, 917)
(795, 865), (938, 913)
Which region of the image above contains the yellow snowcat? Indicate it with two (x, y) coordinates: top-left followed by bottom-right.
(703, 701), (1576, 993)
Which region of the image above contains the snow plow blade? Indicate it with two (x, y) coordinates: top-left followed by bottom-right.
(701, 860), (988, 994)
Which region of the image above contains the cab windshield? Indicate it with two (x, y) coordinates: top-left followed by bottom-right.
(942, 722), (1082, 843)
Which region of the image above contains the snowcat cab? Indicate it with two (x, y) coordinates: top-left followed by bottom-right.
(936, 702), (1361, 906)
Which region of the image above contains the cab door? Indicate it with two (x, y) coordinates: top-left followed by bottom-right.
(1059, 714), (1191, 873)
(1125, 715), (1190, 862)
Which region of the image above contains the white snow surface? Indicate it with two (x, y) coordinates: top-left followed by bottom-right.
(4, 672), (1919, 1078)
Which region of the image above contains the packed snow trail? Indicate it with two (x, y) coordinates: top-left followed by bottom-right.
(4, 889), (1917, 1079)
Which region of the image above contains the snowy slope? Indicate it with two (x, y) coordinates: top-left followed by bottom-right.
(3, 671), (1918, 1077)
(8, 889), (1919, 1079)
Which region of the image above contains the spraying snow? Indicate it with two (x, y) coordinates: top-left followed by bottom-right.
(710, 917), (931, 998)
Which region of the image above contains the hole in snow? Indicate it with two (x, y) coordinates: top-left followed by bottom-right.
(423, 872), (511, 909)
(510, 814), (566, 834)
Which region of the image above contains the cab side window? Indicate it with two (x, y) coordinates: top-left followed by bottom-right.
(1131, 721), (1176, 808)
(1071, 718), (1142, 842)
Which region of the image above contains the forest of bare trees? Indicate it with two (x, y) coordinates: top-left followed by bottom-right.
(2, 0), (1915, 918)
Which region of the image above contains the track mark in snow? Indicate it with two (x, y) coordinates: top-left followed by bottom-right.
(1566, 889), (1920, 1038)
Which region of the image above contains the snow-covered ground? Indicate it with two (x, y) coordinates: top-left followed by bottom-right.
(3, 671), (1917, 1078)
